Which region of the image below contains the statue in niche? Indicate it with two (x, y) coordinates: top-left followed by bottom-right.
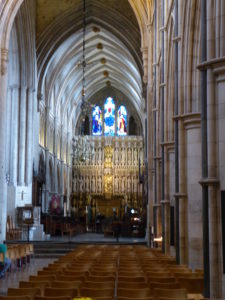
(133, 147), (138, 165)
(73, 176), (77, 192)
(91, 176), (96, 193)
(133, 176), (138, 192)
(86, 176), (90, 192)
(140, 147), (143, 164)
(121, 176), (126, 193)
(127, 148), (132, 165)
(121, 148), (126, 165)
(79, 176), (83, 192)
(114, 147), (119, 165)
(97, 176), (102, 192)
(127, 176), (131, 192)
(114, 176), (119, 192)
(98, 148), (102, 164)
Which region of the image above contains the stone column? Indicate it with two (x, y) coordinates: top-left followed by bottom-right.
(18, 86), (27, 185)
(53, 117), (57, 193)
(10, 86), (19, 184)
(61, 160), (64, 208)
(207, 67), (220, 297)
(0, 48), (9, 241)
(44, 106), (50, 213)
(6, 87), (12, 176)
(179, 194), (187, 264)
(25, 88), (34, 185)
(161, 200), (170, 254)
(66, 165), (70, 216)
(44, 149), (49, 213)
(183, 114), (203, 269)
(177, 119), (188, 264)
(153, 203), (162, 239)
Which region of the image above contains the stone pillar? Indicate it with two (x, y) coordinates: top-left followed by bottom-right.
(6, 87), (12, 176)
(207, 67), (220, 297)
(153, 203), (162, 241)
(178, 118), (188, 264)
(25, 88), (34, 185)
(44, 149), (49, 213)
(183, 114), (203, 269)
(0, 48), (9, 241)
(10, 86), (19, 184)
(61, 160), (64, 208)
(161, 200), (170, 254)
(18, 86), (27, 185)
(53, 117), (57, 193)
(179, 194), (187, 264)
(66, 165), (70, 215)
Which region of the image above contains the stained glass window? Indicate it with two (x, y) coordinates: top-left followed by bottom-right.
(104, 97), (115, 136)
(92, 106), (102, 135)
(117, 105), (127, 136)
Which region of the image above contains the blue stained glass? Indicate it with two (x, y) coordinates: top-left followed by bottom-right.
(104, 97), (115, 136)
(92, 106), (102, 135)
(117, 105), (127, 136)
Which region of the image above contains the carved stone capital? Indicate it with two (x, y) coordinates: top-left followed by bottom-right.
(1, 48), (8, 76)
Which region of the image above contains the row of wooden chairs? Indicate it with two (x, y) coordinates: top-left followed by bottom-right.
(0, 244), (34, 276)
(0, 245), (204, 300)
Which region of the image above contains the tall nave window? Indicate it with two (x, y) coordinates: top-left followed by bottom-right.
(92, 97), (127, 136)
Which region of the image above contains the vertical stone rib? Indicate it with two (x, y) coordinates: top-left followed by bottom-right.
(18, 86), (27, 185)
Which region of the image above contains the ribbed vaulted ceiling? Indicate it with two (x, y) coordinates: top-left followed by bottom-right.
(37, 0), (144, 128)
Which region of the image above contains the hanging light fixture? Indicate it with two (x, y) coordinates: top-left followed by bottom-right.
(72, 0), (94, 165)
(80, 0), (89, 120)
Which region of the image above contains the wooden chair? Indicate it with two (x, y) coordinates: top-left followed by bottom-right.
(34, 297), (71, 300)
(0, 297), (30, 300)
(146, 272), (173, 278)
(117, 281), (149, 289)
(50, 281), (81, 289)
(86, 275), (115, 282)
(44, 288), (78, 298)
(118, 276), (147, 282)
(150, 282), (180, 292)
(118, 271), (145, 277)
(117, 298), (153, 300)
(19, 281), (50, 296)
(148, 277), (176, 283)
(62, 270), (89, 277)
(159, 298), (194, 300)
(56, 275), (85, 282)
(79, 287), (114, 298)
(177, 278), (204, 293)
(173, 273), (203, 279)
(8, 288), (41, 300)
(153, 288), (188, 299)
(90, 270), (116, 277)
(29, 275), (57, 281)
(37, 270), (63, 276)
(6, 216), (22, 240)
(81, 280), (115, 289)
(117, 288), (151, 299)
